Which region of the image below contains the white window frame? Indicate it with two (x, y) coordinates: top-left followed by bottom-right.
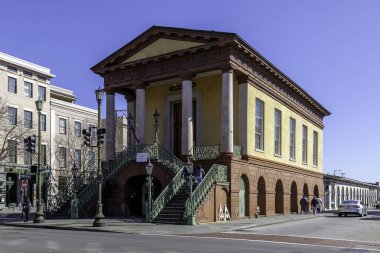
(59, 117), (67, 134)
(313, 131), (318, 166)
(302, 125), (308, 164)
(274, 109), (282, 156)
(289, 117), (296, 160)
(255, 98), (264, 151)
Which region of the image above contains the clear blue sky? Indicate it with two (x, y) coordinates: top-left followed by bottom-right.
(1, 0), (379, 182)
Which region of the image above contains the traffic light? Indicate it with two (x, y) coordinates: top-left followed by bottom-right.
(82, 129), (91, 147)
(29, 135), (36, 153)
(24, 135), (36, 153)
(97, 128), (106, 146)
(31, 165), (37, 173)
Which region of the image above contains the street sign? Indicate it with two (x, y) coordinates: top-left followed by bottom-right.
(21, 180), (28, 189)
(136, 153), (148, 162)
(20, 174), (32, 180)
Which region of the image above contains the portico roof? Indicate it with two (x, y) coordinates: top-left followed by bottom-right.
(91, 26), (330, 117)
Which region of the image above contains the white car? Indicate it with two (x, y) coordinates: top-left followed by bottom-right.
(338, 200), (368, 217)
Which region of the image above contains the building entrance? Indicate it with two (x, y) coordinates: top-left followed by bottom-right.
(171, 100), (196, 157)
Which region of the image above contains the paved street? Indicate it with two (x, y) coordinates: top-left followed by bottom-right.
(0, 210), (380, 252)
(0, 225), (371, 253)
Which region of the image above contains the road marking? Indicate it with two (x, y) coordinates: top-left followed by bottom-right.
(141, 234), (380, 252)
(225, 231), (380, 245)
(7, 238), (27, 246)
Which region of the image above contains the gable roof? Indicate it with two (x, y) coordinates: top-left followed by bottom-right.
(92, 26), (330, 117)
(91, 26), (236, 72)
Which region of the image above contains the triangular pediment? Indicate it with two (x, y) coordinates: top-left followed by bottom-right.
(122, 38), (204, 64)
(92, 26), (237, 71)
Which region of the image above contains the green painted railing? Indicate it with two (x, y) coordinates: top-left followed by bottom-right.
(46, 168), (94, 217)
(233, 145), (242, 159)
(77, 144), (183, 210)
(148, 167), (185, 222)
(193, 144), (242, 160)
(184, 164), (228, 223)
(194, 144), (220, 160)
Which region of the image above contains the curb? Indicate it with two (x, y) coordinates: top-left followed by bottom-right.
(0, 222), (120, 233)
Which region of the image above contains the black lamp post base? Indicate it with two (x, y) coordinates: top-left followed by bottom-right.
(93, 203), (105, 227)
(93, 217), (106, 227)
(33, 215), (45, 223)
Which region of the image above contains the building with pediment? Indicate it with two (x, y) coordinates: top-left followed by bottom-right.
(86, 26), (331, 223)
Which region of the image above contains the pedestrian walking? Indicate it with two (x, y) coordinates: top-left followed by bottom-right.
(317, 197), (323, 213)
(21, 196), (30, 222)
(300, 195), (307, 214)
(182, 165), (190, 193)
(194, 165), (205, 187)
(311, 196), (318, 214)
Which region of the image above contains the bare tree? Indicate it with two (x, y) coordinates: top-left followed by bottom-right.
(0, 98), (34, 164)
(51, 120), (98, 186)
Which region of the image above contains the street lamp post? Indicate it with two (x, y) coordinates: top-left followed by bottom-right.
(153, 109), (160, 144)
(70, 163), (78, 219)
(93, 87), (105, 227)
(127, 113), (133, 148)
(145, 159), (153, 222)
(186, 157), (195, 225)
(33, 99), (45, 223)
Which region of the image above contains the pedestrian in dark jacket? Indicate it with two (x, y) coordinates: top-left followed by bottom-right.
(300, 195), (307, 214)
(194, 165), (205, 187)
(311, 196), (318, 214)
(182, 166), (190, 193)
(21, 197), (30, 222)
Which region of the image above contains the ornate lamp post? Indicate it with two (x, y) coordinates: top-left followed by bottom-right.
(93, 87), (105, 227)
(70, 162), (78, 219)
(186, 157), (195, 225)
(145, 159), (153, 222)
(33, 99), (45, 223)
(127, 113), (133, 147)
(153, 109), (160, 144)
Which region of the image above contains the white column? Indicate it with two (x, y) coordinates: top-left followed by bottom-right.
(182, 79), (193, 156)
(221, 69), (233, 153)
(238, 76), (248, 156)
(135, 86), (146, 144)
(106, 92), (116, 161)
(328, 185), (332, 210)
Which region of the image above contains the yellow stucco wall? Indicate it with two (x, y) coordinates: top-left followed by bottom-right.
(247, 85), (323, 173)
(144, 73), (323, 174)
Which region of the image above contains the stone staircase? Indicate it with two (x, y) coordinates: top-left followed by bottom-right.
(154, 184), (188, 224)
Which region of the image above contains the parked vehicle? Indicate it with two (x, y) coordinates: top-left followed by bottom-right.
(376, 200), (380, 209)
(338, 200), (368, 217)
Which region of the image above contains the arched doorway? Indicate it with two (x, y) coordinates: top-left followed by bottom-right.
(124, 175), (162, 217)
(257, 176), (266, 216)
(290, 181), (298, 213)
(313, 185), (319, 198)
(303, 183), (309, 211)
(275, 180), (284, 214)
(239, 175), (249, 218)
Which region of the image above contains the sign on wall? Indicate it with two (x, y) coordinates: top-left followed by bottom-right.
(136, 153), (148, 163)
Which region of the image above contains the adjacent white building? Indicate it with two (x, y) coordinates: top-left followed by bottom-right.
(0, 52), (98, 210)
(324, 174), (379, 211)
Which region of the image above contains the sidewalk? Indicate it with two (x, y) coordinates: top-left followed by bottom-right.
(0, 213), (327, 235)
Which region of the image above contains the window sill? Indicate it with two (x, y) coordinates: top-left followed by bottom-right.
(274, 154), (282, 158)
(289, 158), (296, 162)
(313, 165), (318, 168)
(302, 162), (308, 166)
(255, 149), (264, 153)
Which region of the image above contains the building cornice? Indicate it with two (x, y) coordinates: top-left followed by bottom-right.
(50, 98), (97, 115)
(0, 51), (55, 78)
